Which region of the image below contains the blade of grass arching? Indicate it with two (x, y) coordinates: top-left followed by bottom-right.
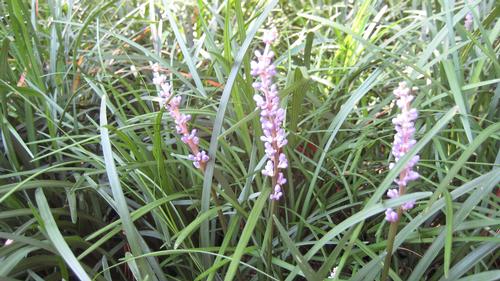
(395, 169), (499, 248)
(274, 217), (320, 281)
(343, 168), (499, 281)
(439, 242), (499, 281)
(303, 32), (314, 69)
(5, 0), (44, 88)
(443, 59), (474, 143)
(174, 206), (222, 249)
(0, 161), (80, 204)
(234, 0), (253, 88)
(222, 0), (252, 153)
(153, 110), (173, 193)
(406, 170), (499, 281)
(217, 110), (260, 140)
(443, 190), (453, 278)
(196, 0), (224, 82)
(163, 0), (206, 97)
(99, 95), (157, 281)
(224, 188), (271, 281)
(315, 227), (355, 280)
(288, 67), (310, 147)
(80, 196), (182, 259)
(34, 189), (91, 281)
(297, 69), (383, 239)
(456, 270), (500, 281)
(442, 0), (460, 75)
(202, 217), (241, 281)
(0, 231), (55, 253)
(6, 120), (35, 159)
(427, 121), (500, 206)
(334, 223), (364, 281)
(200, 0), (277, 252)
(0, 39), (15, 81)
(285, 193), (432, 280)
(286, 107), (458, 279)
(489, 86), (500, 121)
(0, 246), (38, 276)
(366, 106), (458, 207)
(350, 255), (385, 281)
(0, 116), (20, 171)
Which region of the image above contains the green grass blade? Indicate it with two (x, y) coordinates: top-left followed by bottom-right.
(224, 188), (271, 281)
(274, 216), (320, 280)
(99, 95), (156, 280)
(35, 188), (92, 281)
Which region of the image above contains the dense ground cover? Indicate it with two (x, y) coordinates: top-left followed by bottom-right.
(0, 0), (499, 280)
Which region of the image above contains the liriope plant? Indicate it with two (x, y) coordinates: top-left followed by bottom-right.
(0, 0), (498, 281)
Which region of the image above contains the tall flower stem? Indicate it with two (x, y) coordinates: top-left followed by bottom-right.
(251, 27), (287, 278)
(152, 65), (227, 235)
(381, 82), (420, 281)
(381, 214), (400, 281)
(381, 171), (405, 281)
(265, 199), (277, 278)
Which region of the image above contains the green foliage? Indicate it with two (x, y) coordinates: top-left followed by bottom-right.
(0, 0), (498, 280)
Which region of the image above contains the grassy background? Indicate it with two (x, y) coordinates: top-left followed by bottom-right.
(0, 0), (499, 280)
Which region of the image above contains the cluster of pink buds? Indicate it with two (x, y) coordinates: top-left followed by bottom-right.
(385, 82), (419, 223)
(152, 64), (209, 170)
(251, 27), (288, 201)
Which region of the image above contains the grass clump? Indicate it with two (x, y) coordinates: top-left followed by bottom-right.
(0, 0), (498, 280)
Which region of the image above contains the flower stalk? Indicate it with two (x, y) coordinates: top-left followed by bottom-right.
(251, 27), (288, 277)
(382, 82), (420, 281)
(152, 64), (227, 234)
(152, 64), (209, 171)
(251, 27), (288, 201)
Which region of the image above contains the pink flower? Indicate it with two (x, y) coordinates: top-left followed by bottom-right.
(252, 28), (288, 201)
(391, 82), (419, 189)
(152, 63), (209, 170)
(262, 27), (278, 45)
(385, 82), (420, 223)
(269, 185), (283, 201)
(4, 239), (13, 246)
(188, 151), (210, 169)
(387, 189), (399, 199)
(385, 208), (398, 223)
(402, 200), (416, 211)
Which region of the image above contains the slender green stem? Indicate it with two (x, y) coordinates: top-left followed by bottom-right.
(381, 208), (402, 281)
(266, 199), (277, 279)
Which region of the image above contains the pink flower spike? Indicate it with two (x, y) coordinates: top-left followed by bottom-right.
(152, 63), (207, 171)
(391, 82), (419, 188)
(252, 27), (288, 201)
